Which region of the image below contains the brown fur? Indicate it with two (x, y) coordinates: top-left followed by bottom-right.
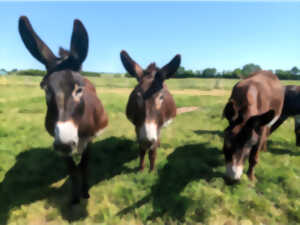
(223, 71), (284, 181)
(19, 16), (108, 204)
(121, 50), (180, 171)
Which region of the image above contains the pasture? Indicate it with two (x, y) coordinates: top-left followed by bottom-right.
(1, 75), (300, 225)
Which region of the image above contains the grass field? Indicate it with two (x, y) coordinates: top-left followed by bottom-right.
(1, 75), (300, 225)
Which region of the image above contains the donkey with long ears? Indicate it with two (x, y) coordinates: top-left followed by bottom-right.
(120, 50), (180, 171)
(19, 16), (108, 204)
(223, 71), (284, 181)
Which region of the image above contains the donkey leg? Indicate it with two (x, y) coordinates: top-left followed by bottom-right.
(64, 156), (80, 204)
(262, 127), (270, 152)
(79, 143), (91, 199)
(247, 146), (259, 181)
(139, 145), (146, 171)
(149, 140), (160, 172)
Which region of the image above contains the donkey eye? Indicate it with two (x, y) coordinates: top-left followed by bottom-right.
(75, 87), (83, 95)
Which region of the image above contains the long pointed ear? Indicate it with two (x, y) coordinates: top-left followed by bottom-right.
(159, 54), (181, 80)
(18, 16), (57, 70)
(223, 101), (236, 122)
(245, 110), (275, 130)
(120, 50), (143, 81)
(70, 19), (89, 67)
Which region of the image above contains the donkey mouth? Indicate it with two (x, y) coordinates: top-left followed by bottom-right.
(53, 141), (77, 156)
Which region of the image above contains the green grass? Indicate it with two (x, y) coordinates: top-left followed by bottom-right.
(1, 75), (300, 225)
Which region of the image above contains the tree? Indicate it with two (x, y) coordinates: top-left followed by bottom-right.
(176, 66), (186, 75)
(291, 66), (300, 76)
(275, 69), (291, 80)
(202, 68), (217, 77)
(232, 68), (242, 78)
(242, 63), (261, 77)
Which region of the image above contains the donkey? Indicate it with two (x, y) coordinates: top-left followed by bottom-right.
(19, 16), (108, 204)
(223, 71), (284, 181)
(270, 85), (300, 145)
(120, 50), (180, 171)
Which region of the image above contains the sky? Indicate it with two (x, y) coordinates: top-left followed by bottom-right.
(1, 1), (300, 73)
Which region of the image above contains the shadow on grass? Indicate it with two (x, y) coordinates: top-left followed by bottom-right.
(268, 140), (300, 156)
(118, 142), (223, 222)
(0, 148), (66, 225)
(0, 137), (138, 224)
(194, 129), (224, 138)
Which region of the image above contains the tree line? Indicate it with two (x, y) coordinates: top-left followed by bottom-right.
(3, 63), (300, 80)
(173, 64), (300, 80)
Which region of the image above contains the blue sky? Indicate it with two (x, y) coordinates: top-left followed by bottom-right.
(1, 1), (300, 73)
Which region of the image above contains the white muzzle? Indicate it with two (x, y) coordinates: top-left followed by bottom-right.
(54, 120), (79, 147)
(226, 163), (243, 180)
(138, 122), (158, 143)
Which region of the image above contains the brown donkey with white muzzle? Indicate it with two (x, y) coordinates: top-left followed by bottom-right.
(19, 16), (108, 204)
(120, 50), (180, 171)
(223, 71), (284, 181)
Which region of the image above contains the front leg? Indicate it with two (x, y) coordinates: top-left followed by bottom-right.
(79, 143), (91, 199)
(261, 127), (270, 152)
(149, 140), (160, 172)
(247, 145), (259, 181)
(139, 146), (146, 171)
(64, 156), (80, 204)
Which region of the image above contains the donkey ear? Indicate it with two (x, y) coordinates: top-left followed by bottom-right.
(159, 54), (181, 80)
(18, 16), (57, 70)
(70, 19), (89, 67)
(223, 101), (236, 122)
(245, 110), (275, 130)
(120, 50), (143, 81)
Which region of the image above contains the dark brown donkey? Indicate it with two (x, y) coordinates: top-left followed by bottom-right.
(223, 71), (284, 181)
(120, 51), (180, 171)
(19, 16), (108, 204)
(270, 85), (300, 145)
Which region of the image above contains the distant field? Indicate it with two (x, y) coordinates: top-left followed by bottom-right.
(1, 75), (300, 225)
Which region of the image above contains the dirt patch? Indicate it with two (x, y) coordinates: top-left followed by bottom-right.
(97, 88), (230, 96)
(171, 89), (229, 96)
(177, 106), (199, 115)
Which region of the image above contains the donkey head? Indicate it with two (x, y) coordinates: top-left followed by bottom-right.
(19, 16), (89, 154)
(223, 103), (275, 180)
(120, 50), (180, 124)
